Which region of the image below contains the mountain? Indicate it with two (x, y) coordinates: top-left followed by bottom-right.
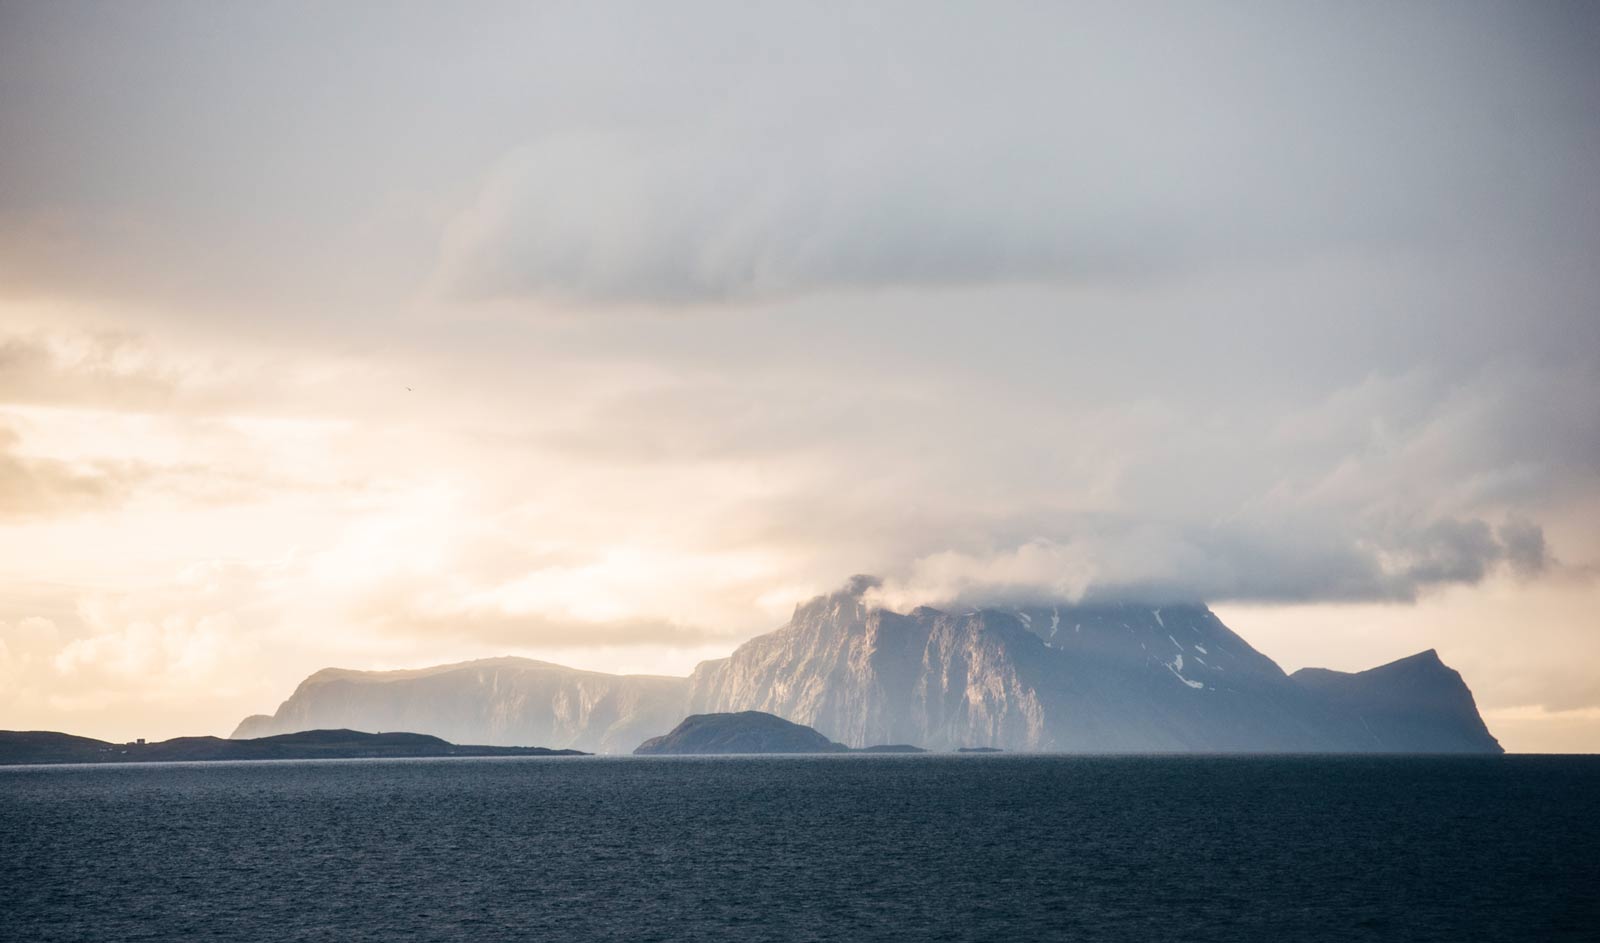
(232, 657), (687, 754)
(0, 729), (585, 765)
(1291, 650), (1502, 753)
(685, 580), (1350, 752)
(633, 711), (848, 755)
(235, 579), (1503, 754)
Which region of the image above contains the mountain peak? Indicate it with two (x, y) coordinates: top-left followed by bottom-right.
(790, 575), (883, 621)
(1404, 648), (1443, 665)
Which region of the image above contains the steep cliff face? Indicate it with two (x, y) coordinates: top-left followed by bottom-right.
(1292, 651), (1504, 753)
(686, 589), (1059, 751)
(686, 584), (1351, 752)
(231, 657), (687, 754)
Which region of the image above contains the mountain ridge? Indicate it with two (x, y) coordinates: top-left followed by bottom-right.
(234, 579), (1502, 754)
(233, 658), (687, 753)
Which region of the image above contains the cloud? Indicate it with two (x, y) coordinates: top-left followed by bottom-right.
(0, 407), (339, 521)
(381, 610), (723, 650)
(432, 129), (1189, 305)
(1, 3), (1594, 313)
(0, 331), (181, 411)
(0, 617), (61, 701)
(1499, 519), (1553, 578)
(53, 614), (235, 686)
(0, 615), (59, 665)
(0, 563), (286, 725)
(365, 541), (789, 650)
(866, 512), (1557, 612)
(430, 5), (1600, 306)
(0, 424), (145, 519)
(525, 352), (1594, 610)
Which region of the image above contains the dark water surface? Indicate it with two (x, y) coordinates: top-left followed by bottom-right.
(3, 755), (1596, 941)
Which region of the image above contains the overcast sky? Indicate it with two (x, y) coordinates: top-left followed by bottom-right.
(1, 1), (1597, 749)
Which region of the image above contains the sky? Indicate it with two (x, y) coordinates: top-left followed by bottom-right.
(0, 1), (1597, 750)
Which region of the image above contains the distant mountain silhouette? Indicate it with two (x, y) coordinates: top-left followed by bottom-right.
(236, 579), (1503, 754)
(0, 728), (585, 765)
(634, 711), (848, 755)
(233, 658), (687, 754)
(1292, 650), (1502, 752)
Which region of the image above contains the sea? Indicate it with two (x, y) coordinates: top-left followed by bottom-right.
(2, 754), (1596, 942)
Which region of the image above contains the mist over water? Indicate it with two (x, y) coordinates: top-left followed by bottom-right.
(4, 755), (1596, 941)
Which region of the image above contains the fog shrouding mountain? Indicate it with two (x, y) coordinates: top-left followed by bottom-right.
(235, 580), (1500, 754)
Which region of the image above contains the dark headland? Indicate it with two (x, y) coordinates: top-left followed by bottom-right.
(0, 729), (586, 766)
(635, 711), (850, 755)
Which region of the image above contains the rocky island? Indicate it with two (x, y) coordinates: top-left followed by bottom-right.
(634, 711), (849, 755)
(632, 711), (935, 755)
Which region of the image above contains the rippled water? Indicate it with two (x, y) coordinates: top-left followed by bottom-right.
(3, 755), (1596, 941)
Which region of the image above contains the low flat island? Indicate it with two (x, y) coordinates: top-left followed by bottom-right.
(0, 729), (585, 765)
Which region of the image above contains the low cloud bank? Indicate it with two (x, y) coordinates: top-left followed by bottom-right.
(865, 515), (1557, 614)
